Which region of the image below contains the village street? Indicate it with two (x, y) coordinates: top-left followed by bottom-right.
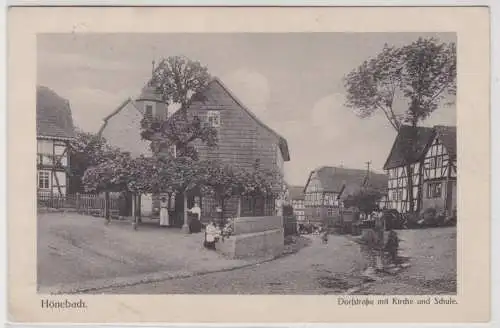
(38, 212), (456, 295)
(98, 226), (456, 295)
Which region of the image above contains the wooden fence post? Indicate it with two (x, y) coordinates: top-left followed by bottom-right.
(105, 191), (111, 224)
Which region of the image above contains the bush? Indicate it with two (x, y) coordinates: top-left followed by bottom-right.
(382, 209), (406, 230)
(443, 208), (457, 226)
(420, 207), (447, 227)
(405, 212), (423, 229)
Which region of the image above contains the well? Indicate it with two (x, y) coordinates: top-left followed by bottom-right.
(216, 216), (284, 259)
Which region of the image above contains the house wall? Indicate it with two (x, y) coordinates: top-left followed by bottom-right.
(188, 81), (283, 176)
(185, 81), (286, 217)
(386, 161), (421, 213)
(37, 138), (70, 196)
(292, 199), (305, 222)
(421, 136), (457, 212)
(100, 102), (153, 157)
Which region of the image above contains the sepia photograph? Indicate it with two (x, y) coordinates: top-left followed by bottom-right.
(7, 6), (490, 324)
(36, 32), (458, 296)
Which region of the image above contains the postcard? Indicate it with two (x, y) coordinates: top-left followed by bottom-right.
(7, 5), (490, 323)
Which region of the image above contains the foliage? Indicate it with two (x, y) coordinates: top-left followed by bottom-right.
(68, 130), (125, 193)
(126, 155), (176, 194)
(140, 56), (218, 160)
(168, 156), (208, 193)
(150, 56), (212, 109)
(141, 114), (218, 160)
(198, 160), (280, 202)
(82, 151), (133, 193)
(343, 188), (384, 216)
(344, 37), (456, 130)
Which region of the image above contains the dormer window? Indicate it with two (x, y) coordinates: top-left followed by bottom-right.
(206, 110), (221, 128)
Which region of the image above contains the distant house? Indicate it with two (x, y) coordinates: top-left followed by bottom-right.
(303, 166), (388, 224)
(99, 76), (291, 222)
(36, 86), (76, 196)
(289, 186), (305, 223)
(383, 125), (457, 214)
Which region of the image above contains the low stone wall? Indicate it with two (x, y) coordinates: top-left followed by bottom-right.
(216, 216), (284, 259)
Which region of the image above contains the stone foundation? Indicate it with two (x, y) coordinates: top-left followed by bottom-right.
(216, 216), (284, 259)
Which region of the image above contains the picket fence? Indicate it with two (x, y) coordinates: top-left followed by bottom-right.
(37, 192), (120, 216)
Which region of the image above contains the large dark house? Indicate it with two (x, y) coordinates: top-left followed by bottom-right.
(99, 77), (290, 222)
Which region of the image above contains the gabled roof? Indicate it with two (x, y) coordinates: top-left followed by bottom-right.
(434, 125), (457, 159)
(289, 185), (305, 200)
(36, 86), (75, 140)
(383, 125), (435, 170)
(383, 125), (457, 170)
(304, 166), (388, 196)
(97, 98), (142, 137)
(170, 77), (291, 161)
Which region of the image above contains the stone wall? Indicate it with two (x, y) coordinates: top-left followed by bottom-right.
(216, 216), (284, 259)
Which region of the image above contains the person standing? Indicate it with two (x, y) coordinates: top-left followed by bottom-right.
(188, 201), (202, 233)
(159, 196), (169, 227)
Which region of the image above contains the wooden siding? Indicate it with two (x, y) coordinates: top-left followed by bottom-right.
(187, 80), (284, 189)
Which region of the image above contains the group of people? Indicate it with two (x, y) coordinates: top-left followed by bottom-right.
(158, 196), (202, 228)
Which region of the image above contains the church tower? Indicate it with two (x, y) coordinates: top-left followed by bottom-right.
(135, 61), (168, 121)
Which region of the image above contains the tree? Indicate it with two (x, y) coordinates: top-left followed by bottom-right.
(199, 160), (281, 225)
(81, 150), (133, 223)
(151, 56), (212, 112)
(166, 156), (207, 231)
(344, 37), (456, 212)
(344, 37), (456, 130)
(68, 130), (121, 193)
(343, 188), (384, 217)
(140, 56), (218, 160)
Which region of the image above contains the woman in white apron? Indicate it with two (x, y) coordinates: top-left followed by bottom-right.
(159, 196), (169, 227)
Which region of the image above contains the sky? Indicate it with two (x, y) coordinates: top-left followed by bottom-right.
(37, 32), (456, 186)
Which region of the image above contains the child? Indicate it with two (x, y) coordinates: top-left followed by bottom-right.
(321, 229), (328, 244)
(385, 230), (400, 264)
(204, 221), (219, 250)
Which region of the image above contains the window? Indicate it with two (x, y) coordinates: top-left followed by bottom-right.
(315, 207), (321, 217)
(327, 207), (335, 217)
(436, 156), (443, 168)
(38, 171), (50, 190)
(206, 110), (221, 127)
(145, 104), (153, 119)
(37, 139), (53, 165)
(429, 157), (436, 169)
(427, 182), (442, 198)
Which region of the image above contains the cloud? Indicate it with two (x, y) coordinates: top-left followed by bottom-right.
(221, 68), (271, 119)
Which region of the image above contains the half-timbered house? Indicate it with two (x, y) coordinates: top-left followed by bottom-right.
(303, 166), (388, 224)
(383, 125), (456, 214)
(36, 86), (76, 197)
(289, 186), (306, 223)
(421, 126), (457, 213)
